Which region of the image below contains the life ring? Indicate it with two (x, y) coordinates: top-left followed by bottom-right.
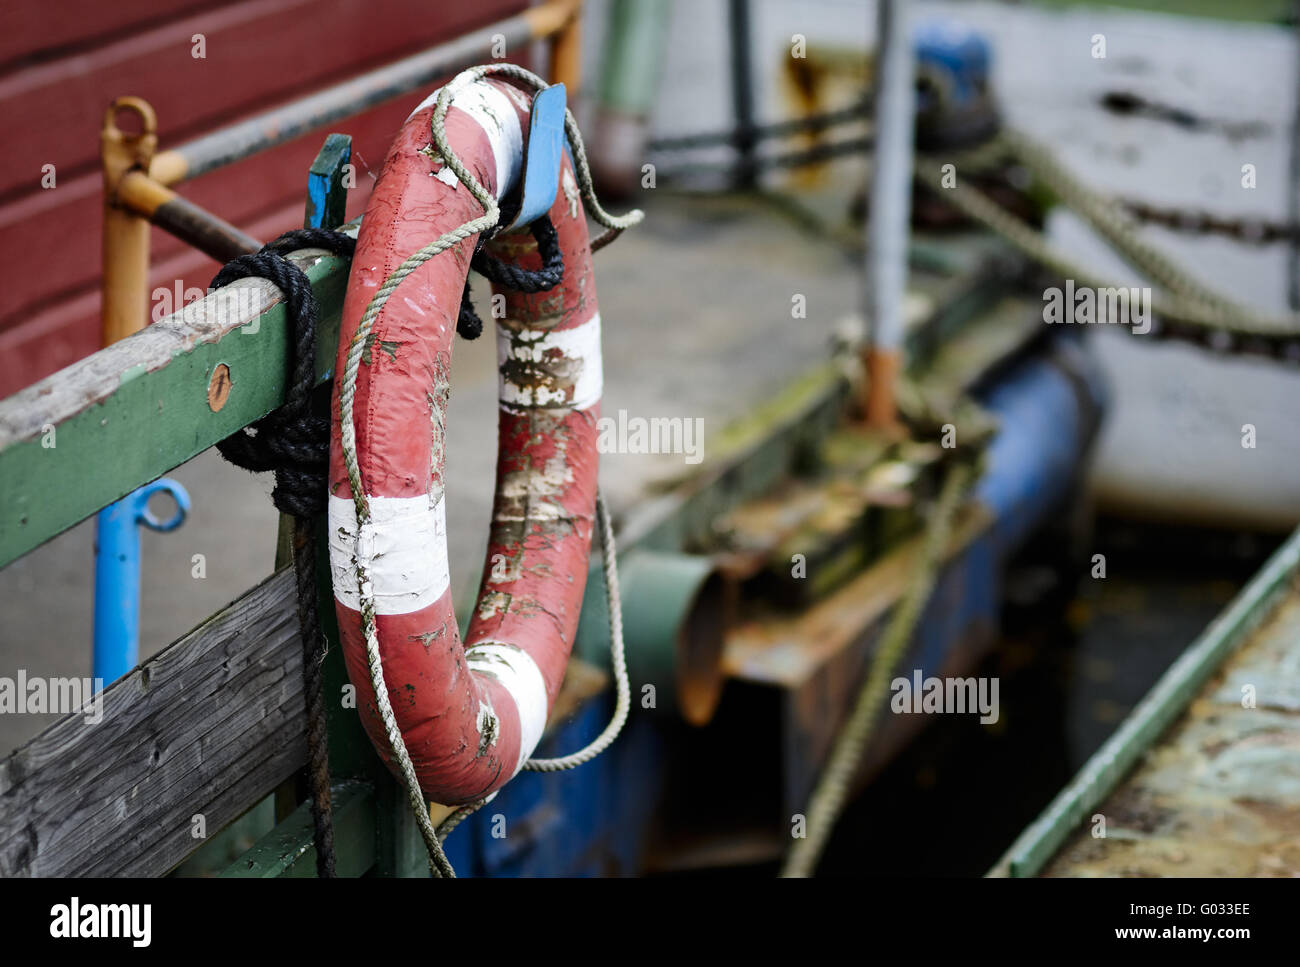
(327, 75), (602, 805)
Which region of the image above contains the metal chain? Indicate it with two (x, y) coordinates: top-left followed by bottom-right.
(921, 132), (1300, 246)
(1118, 198), (1300, 245)
(1001, 130), (1287, 327)
(917, 132), (1300, 361)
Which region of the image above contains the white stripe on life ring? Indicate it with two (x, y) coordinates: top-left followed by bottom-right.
(407, 77), (524, 201)
(328, 493), (451, 616)
(464, 641), (550, 776)
(498, 312), (603, 411)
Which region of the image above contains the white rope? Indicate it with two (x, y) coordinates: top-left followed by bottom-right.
(920, 131), (1300, 336)
(338, 65), (640, 877)
(433, 491), (631, 834)
(525, 490), (630, 771)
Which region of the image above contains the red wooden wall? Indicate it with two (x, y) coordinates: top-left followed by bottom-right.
(0, 0), (529, 397)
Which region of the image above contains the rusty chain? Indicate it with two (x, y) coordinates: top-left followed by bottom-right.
(917, 131), (1300, 363)
(1116, 199), (1300, 246)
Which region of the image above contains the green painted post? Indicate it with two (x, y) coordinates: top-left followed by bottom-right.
(221, 781), (377, 877)
(300, 133), (427, 877)
(0, 256), (350, 570)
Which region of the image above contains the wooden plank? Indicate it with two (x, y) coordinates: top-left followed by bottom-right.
(0, 240), (353, 568)
(0, 569), (306, 876)
(0, 1), (212, 71)
(1042, 587), (1300, 877)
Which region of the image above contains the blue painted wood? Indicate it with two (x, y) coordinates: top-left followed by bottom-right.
(504, 84), (567, 231)
(306, 133), (353, 231)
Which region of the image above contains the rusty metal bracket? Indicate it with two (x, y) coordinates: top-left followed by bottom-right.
(101, 97), (159, 346)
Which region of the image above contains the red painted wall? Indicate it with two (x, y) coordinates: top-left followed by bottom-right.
(0, 0), (529, 396)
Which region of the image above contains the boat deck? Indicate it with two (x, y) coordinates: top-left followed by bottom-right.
(1043, 582), (1300, 877)
(991, 529), (1300, 877)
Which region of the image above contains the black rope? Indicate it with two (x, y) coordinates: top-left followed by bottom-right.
(456, 214), (564, 339)
(212, 229), (354, 517)
(209, 227), (354, 879)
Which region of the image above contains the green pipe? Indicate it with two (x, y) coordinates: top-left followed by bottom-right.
(575, 549), (728, 725)
(590, 0), (675, 196)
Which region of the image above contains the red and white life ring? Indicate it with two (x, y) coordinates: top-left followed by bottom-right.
(327, 76), (601, 805)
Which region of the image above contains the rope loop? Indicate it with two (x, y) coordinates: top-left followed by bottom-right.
(457, 214), (566, 339)
(211, 229), (355, 517)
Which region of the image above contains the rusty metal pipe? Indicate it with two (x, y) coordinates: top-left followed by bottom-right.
(102, 98), (158, 346)
(152, 0), (580, 185)
(118, 171), (261, 263)
(575, 550), (730, 726)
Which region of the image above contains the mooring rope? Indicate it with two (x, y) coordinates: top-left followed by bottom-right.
(525, 491), (630, 772)
(917, 131), (1300, 344)
(457, 213), (566, 339)
(338, 64), (642, 878)
(781, 460), (974, 878)
(211, 227), (358, 879)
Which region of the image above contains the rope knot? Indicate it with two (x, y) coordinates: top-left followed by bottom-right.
(210, 229), (355, 519)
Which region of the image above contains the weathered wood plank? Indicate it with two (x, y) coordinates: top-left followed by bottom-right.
(0, 569), (306, 877)
(0, 241), (353, 570)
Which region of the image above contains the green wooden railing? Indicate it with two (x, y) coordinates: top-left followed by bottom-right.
(0, 136), (430, 877)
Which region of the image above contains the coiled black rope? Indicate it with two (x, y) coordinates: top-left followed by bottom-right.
(212, 229), (354, 517)
(456, 214), (564, 338)
(210, 227), (354, 879)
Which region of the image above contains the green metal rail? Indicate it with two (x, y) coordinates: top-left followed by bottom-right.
(989, 524), (1300, 877)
